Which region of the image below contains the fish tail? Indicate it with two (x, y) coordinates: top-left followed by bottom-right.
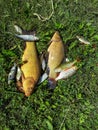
(48, 78), (57, 89)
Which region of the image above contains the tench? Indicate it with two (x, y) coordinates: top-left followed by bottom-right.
(47, 31), (65, 89)
(15, 25), (41, 96)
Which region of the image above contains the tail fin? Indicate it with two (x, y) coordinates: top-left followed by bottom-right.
(14, 25), (23, 34)
(48, 78), (57, 89)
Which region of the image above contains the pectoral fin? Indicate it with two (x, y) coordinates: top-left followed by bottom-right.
(38, 72), (48, 84)
(16, 80), (24, 93)
(48, 78), (57, 89)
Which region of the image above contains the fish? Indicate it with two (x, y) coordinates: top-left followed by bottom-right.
(38, 72), (48, 84)
(47, 31), (65, 89)
(55, 66), (78, 81)
(38, 51), (48, 84)
(8, 63), (17, 84)
(15, 34), (39, 41)
(15, 25), (41, 96)
(55, 60), (77, 72)
(40, 51), (47, 71)
(16, 66), (22, 81)
(76, 35), (90, 45)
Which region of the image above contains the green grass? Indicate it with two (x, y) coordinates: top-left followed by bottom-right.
(0, 0), (98, 130)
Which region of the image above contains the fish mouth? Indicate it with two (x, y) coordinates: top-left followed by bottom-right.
(15, 34), (39, 41)
(48, 78), (57, 89)
(24, 91), (32, 97)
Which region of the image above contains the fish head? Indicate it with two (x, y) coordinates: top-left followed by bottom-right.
(51, 31), (61, 42)
(23, 78), (35, 97)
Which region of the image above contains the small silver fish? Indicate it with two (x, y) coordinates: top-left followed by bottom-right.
(16, 66), (22, 81)
(38, 72), (48, 84)
(55, 66), (78, 81)
(15, 34), (39, 41)
(8, 63), (17, 84)
(41, 58), (46, 71)
(40, 51), (47, 71)
(76, 35), (90, 45)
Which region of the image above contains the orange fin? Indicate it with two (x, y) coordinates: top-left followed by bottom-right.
(16, 80), (24, 93)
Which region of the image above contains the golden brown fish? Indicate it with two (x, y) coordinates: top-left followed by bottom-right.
(15, 25), (41, 96)
(47, 31), (65, 89)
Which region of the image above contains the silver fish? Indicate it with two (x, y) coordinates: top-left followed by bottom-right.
(55, 66), (78, 81)
(38, 72), (48, 84)
(16, 66), (22, 81)
(41, 58), (46, 71)
(40, 52), (47, 71)
(8, 63), (17, 84)
(55, 60), (77, 72)
(76, 35), (90, 45)
(15, 34), (39, 41)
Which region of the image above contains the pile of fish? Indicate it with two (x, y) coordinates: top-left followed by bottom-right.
(8, 25), (90, 96)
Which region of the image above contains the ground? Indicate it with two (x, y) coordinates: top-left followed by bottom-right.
(0, 0), (98, 130)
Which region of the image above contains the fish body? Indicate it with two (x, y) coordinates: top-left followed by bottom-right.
(55, 66), (78, 81)
(76, 35), (90, 45)
(47, 31), (65, 88)
(8, 63), (17, 84)
(15, 34), (39, 41)
(20, 41), (41, 96)
(15, 25), (41, 96)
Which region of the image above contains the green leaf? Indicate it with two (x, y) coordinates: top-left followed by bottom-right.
(45, 120), (53, 130)
(93, 35), (98, 40)
(62, 126), (66, 130)
(3, 128), (10, 130)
